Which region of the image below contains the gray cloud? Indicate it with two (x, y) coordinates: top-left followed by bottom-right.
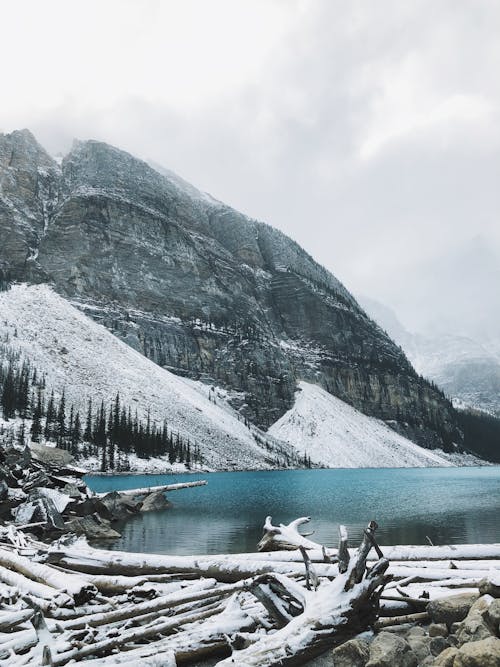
(1, 0), (499, 336)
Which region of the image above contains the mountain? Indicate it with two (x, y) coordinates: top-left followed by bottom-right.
(360, 296), (500, 417)
(0, 129), (459, 456)
(0, 283), (297, 470)
(268, 382), (458, 468)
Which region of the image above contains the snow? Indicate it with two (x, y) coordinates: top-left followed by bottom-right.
(268, 381), (455, 468)
(0, 284), (289, 471)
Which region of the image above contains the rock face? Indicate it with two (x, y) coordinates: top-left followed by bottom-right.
(0, 130), (459, 448)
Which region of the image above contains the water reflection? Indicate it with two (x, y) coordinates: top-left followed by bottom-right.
(87, 467), (500, 555)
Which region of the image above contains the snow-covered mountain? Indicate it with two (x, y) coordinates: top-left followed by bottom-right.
(1, 285), (474, 470)
(360, 296), (500, 417)
(268, 382), (476, 468)
(0, 283), (295, 470)
(0, 129), (463, 462)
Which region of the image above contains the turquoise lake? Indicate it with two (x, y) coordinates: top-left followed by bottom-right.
(85, 467), (500, 555)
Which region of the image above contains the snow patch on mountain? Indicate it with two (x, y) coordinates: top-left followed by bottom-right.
(268, 382), (456, 468)
(0, 284), (290, 470)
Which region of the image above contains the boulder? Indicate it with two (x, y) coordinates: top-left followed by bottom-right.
(331, 638), (370, 667)
(366, 632), (418, 667)
(407, 635), (431, 663)
(479, 577), (500, 599)
(62, 483), (83, 498)
(429, 624), (449, 638)
(14, 496), (65, 530)
(456, 596), (495, 646)
(453, 636), (500, 667)
(99, 491), (141, 521)
(0, 480), (8, 502)
(29, 443), (75, 467)
(139, 491), (171, 512)
(430, 636), (450, 656)
(428, 593), (479, 626)
(67, 496), (111, 519)
(432, 647), (459, 666)
(487, 598), (500, 633)
(65, 514), (121, 539)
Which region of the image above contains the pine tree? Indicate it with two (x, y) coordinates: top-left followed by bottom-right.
(84, 398), (93, 442)
(30, 386), (43, 442)
(72, 411), (82, 456)
(56, 390), (66, 446)
(1, 363), (16, 420)
(17, 420), (26, 448)
(44, 390), (56, 439)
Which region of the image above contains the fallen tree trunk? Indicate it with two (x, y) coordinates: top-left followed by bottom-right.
(48, 546), (338, 582)
(374, 611), (429, 629)
(0, 547), (96, 604)
(95, 480), (207, 497)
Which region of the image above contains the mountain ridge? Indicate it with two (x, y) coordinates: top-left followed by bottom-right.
(0, 129), (459, 453)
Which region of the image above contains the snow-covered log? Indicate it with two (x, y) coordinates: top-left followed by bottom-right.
(48, 544), (339, 582)
(0, 608), (34, 631)
(216, 522), (390, 666)
(95, 480), (207, 497)
(77, 596), (255, 666)
(0, 563), (69, 604)
(55, 578), (224, 630)
(51, 603), (225, 665)
(0, 547), (97, 604)
(0, 627), (38, 659)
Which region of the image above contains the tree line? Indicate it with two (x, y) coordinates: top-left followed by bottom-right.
(0, 357), (202, 472)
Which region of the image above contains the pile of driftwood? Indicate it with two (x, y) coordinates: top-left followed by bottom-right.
(0, 516), (499, 666)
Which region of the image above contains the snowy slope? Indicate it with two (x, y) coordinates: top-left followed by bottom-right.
(268, 382), (454, 468)
(0, 284), (289, 470)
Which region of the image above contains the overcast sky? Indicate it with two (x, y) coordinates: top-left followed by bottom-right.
(1, 0), (499, 335)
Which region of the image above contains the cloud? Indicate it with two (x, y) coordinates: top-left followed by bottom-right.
(1, 0), (499, 335)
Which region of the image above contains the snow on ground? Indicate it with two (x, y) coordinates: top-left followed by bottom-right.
(0, 284), (284, 470)
(268, 381), (457, 468)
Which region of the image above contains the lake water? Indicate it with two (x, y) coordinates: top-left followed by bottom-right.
(85, 467), (500, 555)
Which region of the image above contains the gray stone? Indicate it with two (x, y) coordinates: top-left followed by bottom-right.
(65, 514), (121, 539)
(456, 596), (495, 646)
(62, 483), (83, 498)
(430, 636), (450, 656)
(29, 443), (76, 467)
(432, 647), (460, 667)
(407, 635), (431, 663)
(99, 491), (141, 521)
(331, 638), (370, 667)
(139, 491), (171, 513)
(366, 632), (418, 667)
(453, 636), (500, 666)
(487, 598), (500, 632)
(428, 593), (479, 625)
(429, 623), (449, 638)
(407, 626), (427, 637)
(480, 578), (500, 599)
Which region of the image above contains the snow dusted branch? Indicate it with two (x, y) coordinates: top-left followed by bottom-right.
(257, 515), (327, 552)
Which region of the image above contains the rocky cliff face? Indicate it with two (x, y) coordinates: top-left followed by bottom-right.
(0, 129), (459, 448)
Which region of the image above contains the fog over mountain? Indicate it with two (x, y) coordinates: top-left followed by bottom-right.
(376, 235), (500, 340)
(0, 0), (498, 338)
